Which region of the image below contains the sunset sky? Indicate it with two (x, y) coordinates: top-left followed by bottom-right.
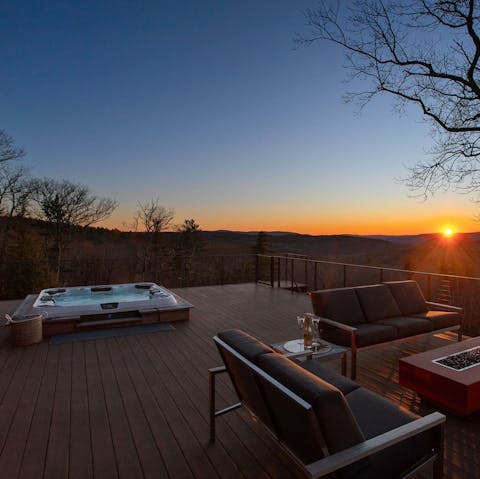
(1, 0), (479, 235)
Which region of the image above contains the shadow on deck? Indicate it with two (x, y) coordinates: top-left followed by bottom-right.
(0, 283), (478, 479)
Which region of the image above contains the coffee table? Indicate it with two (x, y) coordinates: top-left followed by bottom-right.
(271, 338), (348, 376)
(399, 337), (480, 415)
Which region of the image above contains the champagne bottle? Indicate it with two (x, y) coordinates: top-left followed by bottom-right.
(304, 314), (313, 349)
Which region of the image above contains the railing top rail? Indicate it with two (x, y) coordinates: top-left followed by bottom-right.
(256, 254), (480, 283)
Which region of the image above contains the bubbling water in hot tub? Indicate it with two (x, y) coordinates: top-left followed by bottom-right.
(33, 282), (178, 311)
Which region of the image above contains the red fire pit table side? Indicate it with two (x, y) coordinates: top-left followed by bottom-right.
(399, 337), (480, 416)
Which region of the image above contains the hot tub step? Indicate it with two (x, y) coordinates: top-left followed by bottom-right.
(77, 317), (143, 327)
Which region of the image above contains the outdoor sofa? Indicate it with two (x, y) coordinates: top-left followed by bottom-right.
(210, 329), (445, 478)
(310, 280), (463, 379)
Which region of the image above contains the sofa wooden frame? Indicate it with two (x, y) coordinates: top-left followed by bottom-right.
(209, 336), (445, 479)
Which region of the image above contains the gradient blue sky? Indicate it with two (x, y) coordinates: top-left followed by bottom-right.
(1, 0), (477, 234)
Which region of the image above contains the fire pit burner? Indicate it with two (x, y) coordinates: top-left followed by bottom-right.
(433, 346), (480, 371)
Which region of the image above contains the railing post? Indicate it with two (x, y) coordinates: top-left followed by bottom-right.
(305, 259), (308, 290)
(427, 275), (432, 300)
(343, 264), (347, 287)
(255, 255), (259, 283)
(277, 257), (280, 288)
(291, 258), (294, 292)
(182, 257), (187, 288)
(270, 256), (274, 288)
(285, 256), (288, 287)
(379, 268), (384, 283)
(314, 262), (318, 291)
(220, 256), (225, 285)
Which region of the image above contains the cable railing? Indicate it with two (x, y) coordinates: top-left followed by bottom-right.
(255, 253), (480, 335)
(3, 252), (480, 334)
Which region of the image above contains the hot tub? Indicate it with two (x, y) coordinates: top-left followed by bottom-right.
(15, 282), (193, 336)
(34, 282), (178, 313)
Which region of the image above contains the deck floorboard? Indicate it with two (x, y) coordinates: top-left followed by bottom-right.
(0, 283), (478, 479)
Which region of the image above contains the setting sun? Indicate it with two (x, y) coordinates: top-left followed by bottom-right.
(443, 227), (454, 237)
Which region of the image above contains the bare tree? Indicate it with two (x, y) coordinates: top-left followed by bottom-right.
(0, 167), (33, 218)
(134, 199), (174, 278)
(33, 178), (118, 281)
(0, 131), (35, 289)
(300, 1), (480, 198)
(0, 129), (25, 164)
(135, 199), (174, 234)
(0, 130), (30, 216)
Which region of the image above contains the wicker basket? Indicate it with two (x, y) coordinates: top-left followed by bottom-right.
(7, 314), (43, 346)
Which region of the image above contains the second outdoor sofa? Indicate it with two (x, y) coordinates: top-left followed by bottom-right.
(211, 329), (445, 478)
(310, 280), (463, 378)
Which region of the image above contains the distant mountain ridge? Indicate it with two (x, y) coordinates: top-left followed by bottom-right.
(209, 230), (480, 244)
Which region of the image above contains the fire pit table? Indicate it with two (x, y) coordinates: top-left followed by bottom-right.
(399, 337), (480, 416)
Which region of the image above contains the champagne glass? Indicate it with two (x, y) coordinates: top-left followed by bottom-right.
(297, 316), (305, 349)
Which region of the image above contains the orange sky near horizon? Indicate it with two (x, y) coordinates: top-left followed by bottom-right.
(101, 204), (479, 236)
(99, 175), (480, 236)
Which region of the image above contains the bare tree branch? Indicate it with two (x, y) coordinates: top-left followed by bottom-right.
(33, 178), (118, 281)
(0, 129), (25, 164)
(299, 0), (480, 198)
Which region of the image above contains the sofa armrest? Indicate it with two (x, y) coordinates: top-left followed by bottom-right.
(426, 301), (463, 313)
(305, 411), (445, 479)
(314, 316), (358, 333)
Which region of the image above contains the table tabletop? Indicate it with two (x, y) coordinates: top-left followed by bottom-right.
(270, 338), (348, 362)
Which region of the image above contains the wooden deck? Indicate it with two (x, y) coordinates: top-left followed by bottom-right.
(0, 283), (478, 479)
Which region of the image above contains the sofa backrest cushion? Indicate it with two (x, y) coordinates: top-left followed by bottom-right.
(355, 284), (401, 322)
(384, 280), (428, 315)
(218, 329), (274, 364)
(258, 353), (365, 456)
(310, 288), (366, 325)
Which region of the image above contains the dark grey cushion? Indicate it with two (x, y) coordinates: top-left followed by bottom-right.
(375, 316), (433, 338)
(258, 354), (365, 455)
(218, 329), (273, 364)
(301, 360), (360, 395)
(310, 288), (366, 325)
(345, 388), (436, 479)
(384, 280), (428, 315)
(355, 284), (401, 322)
(413, 310), (460, 330)
(322, 323), (398, 348)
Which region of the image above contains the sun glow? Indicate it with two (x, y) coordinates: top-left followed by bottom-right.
(443, 227), (454, 238)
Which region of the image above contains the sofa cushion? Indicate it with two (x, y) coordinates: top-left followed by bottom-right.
(322, 323), (398, 348)
(301, 360), (360, 395)
(310, 288), (366, 325)
(375, 316), (433, 338)
(384, 280), (428, 315)
(355, 284), (401, 322)
(345, 388), (436, 479)
(413, 310), (460, 330)
(258, 353), (365, 455)
(218, 329), (273, 364)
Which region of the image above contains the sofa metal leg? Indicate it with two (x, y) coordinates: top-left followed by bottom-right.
(208, 366), (240, 443)
(351, 349), (357, 380)
(432, 423), (444, 479)
(341, 352), (347, 377)
(209, 368), (216, 443)
(350, 334), (357, 380)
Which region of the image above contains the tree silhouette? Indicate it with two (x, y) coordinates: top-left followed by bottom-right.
(177, 218), (204, 257)
(0, 129), (24, 164)
(252, 231), (272, 255)
(33, 178), (118, 282)
(134, 199), (174, 278)
(300, 1), (480, 198)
